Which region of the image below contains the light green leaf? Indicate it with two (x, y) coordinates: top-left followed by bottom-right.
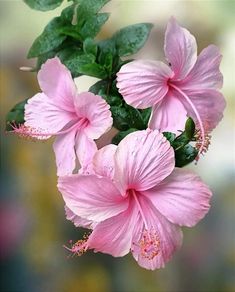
(24, 0), (63, 11)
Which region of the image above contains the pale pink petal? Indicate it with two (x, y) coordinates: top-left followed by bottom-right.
(58, 174), (128, 222)
(114, 130), (175, 193)
(179, 45), (223, 90)
(65, 206), (94, 229)
(38, 57), (76, 111)
(143, 168), (212, 227)
(148, 90), (187, 135)
(74, 92), (113, 139)
(87, 199), (139, 257)
(116, 60), (173, 108)
(24, 93), (77, 139)
(53, 129), (77, 176)
(182, 89), (226, 132)
(92, 144), (117, 179)
(164, 17), (197, 80)
(75, 131), (97, 171)
(131, 196), (182, 270)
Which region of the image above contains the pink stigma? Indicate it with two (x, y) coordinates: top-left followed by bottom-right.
(139, 228), (160, 260)
(63, 234), (89, 257)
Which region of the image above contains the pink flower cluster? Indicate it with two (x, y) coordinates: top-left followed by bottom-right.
(15, 18), (225, 270)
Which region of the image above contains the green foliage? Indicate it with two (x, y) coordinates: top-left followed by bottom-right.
(114, 23), (153, 56)
(112, 128), (137, 145)
(5, 99), (28, 131)
(24, 0), (63, 11)
(80, 13), (110, 39)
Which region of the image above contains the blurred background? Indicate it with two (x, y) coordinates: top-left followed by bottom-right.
(0, 1), (235, 291)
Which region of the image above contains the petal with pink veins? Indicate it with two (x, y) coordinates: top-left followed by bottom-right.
(25, 93), (77, 139)
(53, 128), (77, 176)
(93, 144), (117, 179)
(164, 17), (197, 80)
(38, 57), (76, 111)
(179, 45), (223, 90)
(131, 196), (183, 270)
(117, 60), (173, 108)
(75, 131), (98, 172)
(58, 175), (128, 222)
(74, 92), (113, 139)
(87, 199), (139, 257)
(65, 206), (94, 229)
(114, 130), (175, 193)
(148, 90), (187, 135)
(143, 168), (212, 227)
(182, 89), (226, 132)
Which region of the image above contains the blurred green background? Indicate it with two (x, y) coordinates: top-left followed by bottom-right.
(0, 1), (235, 292)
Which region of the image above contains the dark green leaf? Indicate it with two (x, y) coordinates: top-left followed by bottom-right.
(36, 50), (58, 70)
(114, 23), (153, 56)
(175, 144), (198, 167)
(89, 80), (109, 95)
(59, 26), (82, 41)
(78, 63), (108, 79)
(140, 108), (151, 125)
(24, 0), (63, 11)
(163, 132), (176, 144)
(76, 0), (110, 27)
(111, 106), (130, 131)
(80, 13), (110, 39)
(61, 4), (75, 22)
(6, 99), (28, 131)
(184, 117), (196, 140)
(27, 17), (66, 58)
(112, 128), (137, 145)
(124, 105), (146, 130)
(83, 38), (97, 56)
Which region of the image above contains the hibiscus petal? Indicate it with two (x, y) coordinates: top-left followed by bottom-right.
(74, 92), (113, 139)
(143, 168), (212, 227)
(164, 17), (197, 80)
(93, 144), (117, 179)
(75, 131), (97, 172)
(38, 57), (76, 111)
(131, 196), (182, 270)
(148, 90), (187, 135)
(65, 206), (94, 229)
(116, 60), (173, 108)
(25, 93), (76, 139)
(183, 89), (226, 132)
(114, 130), (175, 193)
(180, 45), (223, 90)
(53, 129), (77, 176)
(87, 199), (139, 257)
(58, 175), (128, 222)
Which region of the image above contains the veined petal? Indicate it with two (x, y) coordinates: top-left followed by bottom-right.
(75, 131), (97, 172)
(164, 17), (197, 80)
(65, 206), (94, 229)
(131, 196), (183, 270)
(148, 90), (187, 135)
(180, 45), (223, 90)
(74, 92), (113, 139)
(114, 130), (175, 193)
(93, 144), (117, 179)
(38, 57), (76, 111)
(25, 93), (76, 139)
(182, 89), (226, 132)
(53, 129), (77, 176)
(143, 168), (212, 227)
(117, 60), (173, 108)
(87, 199), (139, 257)
(58, 175), (128, 222)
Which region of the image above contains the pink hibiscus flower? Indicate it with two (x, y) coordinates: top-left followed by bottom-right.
(58, 130), (212, 270)
(117, 17), (226, 155)
(13, 57), (113, 175)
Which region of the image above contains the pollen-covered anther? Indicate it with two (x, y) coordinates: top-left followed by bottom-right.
(9, 122), (49, 140)
(63, 233), (89, 257)
(139, 228), (160, 260)
(195, 129), (211, 160)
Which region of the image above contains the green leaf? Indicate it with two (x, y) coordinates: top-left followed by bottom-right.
(36, 50), (58, 70)
(175, 144), (198, 167)
(6, 99), (28, 131)
(114, 23), (153, 56)
(83, 38), (97, 56)
(80, 13), (110, 39)
(111, 106), (130, 131)
(163, 132), (176, 144)
(24, 0), (63, 11)
(184, 117), (196, 140)
(76, 0), (110, 27)
(27, 17), (66, 58)
(112, 128), (137, 145)
(89, 80), (109, 95)
(78, 63), (108, 79)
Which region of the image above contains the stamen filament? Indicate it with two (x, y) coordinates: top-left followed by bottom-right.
(170, 84), (205, 155)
